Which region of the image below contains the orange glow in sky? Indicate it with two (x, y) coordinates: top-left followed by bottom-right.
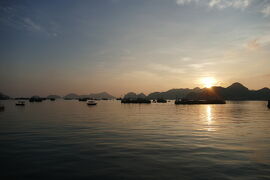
(200, 77), (217, 88)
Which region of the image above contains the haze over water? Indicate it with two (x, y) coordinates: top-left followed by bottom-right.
(1, 100), (270, 179)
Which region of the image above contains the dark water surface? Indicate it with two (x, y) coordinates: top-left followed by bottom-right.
(0, 100), (270, 180)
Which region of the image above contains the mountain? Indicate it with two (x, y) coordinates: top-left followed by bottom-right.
(65, 92), (115, 99)
(137, 93), (147, 99)
(87, 92), (115, 99)
(124, 92), (139, 99)
(146, 82), (270, 101)
(0, 92), (10, 100)
(123, 92), (147, 99)
(185, 88), (225, 101)
(64, 93), (80, 99)
(147, 88), (202, 100)
(251, 88), (270, 100)
(47, 95), (61, 99)
(184, 82), (270, 101)
(80, 92), (115, 99)
(223, 82), (250, 100)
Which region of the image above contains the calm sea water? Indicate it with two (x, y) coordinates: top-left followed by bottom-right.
(0, 100), (270, 180)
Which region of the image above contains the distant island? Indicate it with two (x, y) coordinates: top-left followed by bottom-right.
(0, 82), (270, 101)
(0, 92), (10, 100)
(47, 95), (62, 99)
(63, 92), (115, 100)
(121, 92), (151, 104)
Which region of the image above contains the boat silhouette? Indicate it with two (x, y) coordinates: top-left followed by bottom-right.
(87, 100), (97, 105)
(16, 101), (25, 106)
(0, 104), (4, 111)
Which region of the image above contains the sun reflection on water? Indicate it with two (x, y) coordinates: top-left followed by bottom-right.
(206, 105), (215, 131)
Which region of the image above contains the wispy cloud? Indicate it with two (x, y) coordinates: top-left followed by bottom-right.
(150, 63), (186, 74)
(208, 0), (252, 9)
(261, 5), (270, 17)
(182, 57), (192, 61)
(0, 5), (59, 37)
(175, 0), (194, 5)
(246, 39), (260, 50)
(175, 0), (268, 13)
(22, 17), (42, 32)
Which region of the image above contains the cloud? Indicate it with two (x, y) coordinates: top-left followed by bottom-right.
(182, 57), (192, 61)
(209, 0), (252, 9)
(176, 0), (252, 9)
(246, 39), (260, 50)
(22, 17), (42, 31)
(150, 63), (186, 74)
(175, 0), (194, 5)
(261, 5), (270, 17)
(175, 0), (270, 18)
(0, 5), (60, 37)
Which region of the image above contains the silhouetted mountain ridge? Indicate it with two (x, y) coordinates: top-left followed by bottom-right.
(148, 88), (201, 100)
(0, 92), (10, 100)
(146, 82), (270, 100)
(47, 95), (61, 99)
(184, 83), (270, 100)
(64, 92), (115, 99)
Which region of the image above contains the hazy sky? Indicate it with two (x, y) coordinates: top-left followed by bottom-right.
(1, 0), (270, 97)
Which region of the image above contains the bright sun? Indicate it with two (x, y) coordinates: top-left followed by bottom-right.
(200, 77), (217, 88)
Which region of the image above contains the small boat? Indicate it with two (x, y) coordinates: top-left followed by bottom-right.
(268, 100), (270, 109)
(121, 98), (151, 104)
(87, 100), (97, 105)
(0, 104), (4, 111)
(157, 98), (167, 103)
(29, 96), (43, 102)
(50, 98), (56, 101)
(16, 101), (25, 106)
(78, 98), (88, 101)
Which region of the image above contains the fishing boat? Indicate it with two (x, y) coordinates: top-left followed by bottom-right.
(16, 101), (25, 106)
(157, 98), (167, 103)
(0, 104), (4, 110)
(121, 98), (151, 104)
(87, 100), (97, 106)
(29, 96), (43, 102)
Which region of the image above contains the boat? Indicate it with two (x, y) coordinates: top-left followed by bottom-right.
(50, 98), (56, 101)
(16, 101), (25, 106)
(268, 100), (270, 108)
(87, 100), (97, 105)
(121, 98), (151, 104)
(29, 96), (43, 102)
(0, 104), (4, 111)
(157, 98), (167, 103)
(78, 98), (88, 101)
(175, 98), (225, 105)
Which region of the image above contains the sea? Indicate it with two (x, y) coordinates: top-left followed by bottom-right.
(0, 100), (270, 180)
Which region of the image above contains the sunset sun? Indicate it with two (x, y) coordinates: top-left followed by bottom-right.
(200, 77), (217, 88)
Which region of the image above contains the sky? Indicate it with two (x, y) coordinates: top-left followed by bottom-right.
(0, 0), (270, 97)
